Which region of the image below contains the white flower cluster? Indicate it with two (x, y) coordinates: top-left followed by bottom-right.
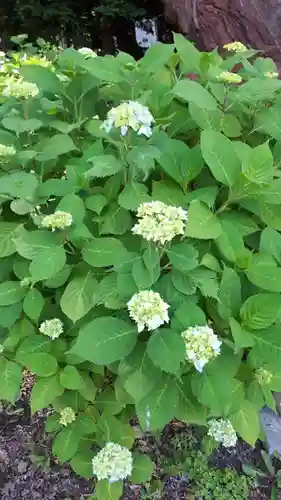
(264, 71), (278, 79)
(2, 76), (39, 99)
(92, 442), (133, 483)
(59, 407), (76, 426)
(181, 325), (221, 372)
(0, 344), (4, 354)
(127, 290), (169, 332)
(0, 144), (16, 160)
(223, 41), (247, 53)
(132, 201), (188, 245)
(41, 210), (73, 231)
(208, 419), (237, 448)
(102, 100), (154, 137)
(255, 367), (272, 386)
(217, 71), (242, 84)
(39, 318), (63, 340)
(78, 47), (97, 58)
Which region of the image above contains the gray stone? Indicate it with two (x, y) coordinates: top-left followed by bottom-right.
(260, 406), (281, 455)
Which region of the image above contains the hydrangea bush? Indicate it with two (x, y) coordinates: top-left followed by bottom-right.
(1, 34), (281, 498)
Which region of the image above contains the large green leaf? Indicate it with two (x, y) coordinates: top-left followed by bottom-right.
(136, 375), (179, 431)
(19, 65), (64, 94)
(167, 241), (198, 272)
(201, 130), (241, 186)
(174, 33), (201, 73)
(157, 139), (191, 184)
(60, 272), (98, 322)
(14, 230), (58, 260)
(29, 246), (66, 281)
(246, 256), (281, 292)
(218, 267), (241, 321)
(70, 317), (137, 365)
(37, 134), (77, 161)
(174, 80), (218, 110)
(56, 194), (85, 224)
(0, 281), (26, 306)
(147, 329), (186, 374)
(86, 155), (123, 178)
(185, 200), (222, 239)
(70, 450), (95, 479)
(52, 427), (80, 463)
(95, 480), (123, 500)
(0, 359), (22, 402)
(82, 237), (126, 267)
(0, 222), (24, 257)
(229, 400), (260, 446)
(130, 453), (154, 484)
(242, 142), (274, 185)
(260, 227), (281, 263)
(60, 365), (83, 390)
(31, 375), (64, 413)
(240, 293), (281, 329)
(118, 182), (151, 210)
(23, 288), (44, 323)
(18, 353), (58, 377)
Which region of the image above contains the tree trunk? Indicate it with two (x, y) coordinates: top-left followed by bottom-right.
(162, 0), (281, 65)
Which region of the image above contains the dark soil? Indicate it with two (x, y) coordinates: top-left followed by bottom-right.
(0, 399), (277, 500)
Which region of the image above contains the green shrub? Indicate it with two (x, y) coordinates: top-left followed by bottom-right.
(0, 35), (281, 498)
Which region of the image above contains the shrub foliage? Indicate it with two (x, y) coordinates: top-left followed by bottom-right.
(1, 36), (281, 497)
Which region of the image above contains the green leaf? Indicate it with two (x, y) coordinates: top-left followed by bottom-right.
(56, 194), (85, 224)
(139, 42), (175, 73)
(0, 281), (25, 306)
(96, 388), (124, 415)
(19, 64), (64, 94)
(249, 326), (281, 368)
(97, 413), (135, 448)
(174, 80), (218, 110)
(52, 427), (80, 463)
(0, 359), (22, 402)
(31, 375), (64, 413)
(147, 329), (186, 374)
(185, 200), (222, 239)
(29, 246), (66, 281)
(118, 344), (162, 403)
(229, 400), (260, 446)
(189, 103), (220, 131)
(229, 318), (255, 349)
(127, 145), (160, 176)
(16, 334), (51, 359)
(23, 288), (44, 322)
(79, 372), (97, 403)
(100, 203), (132, 235)
(167, 241), (198, 272)
(174, 33), (201, 73)
(18, 353), (58, 377)
(70, 450), (95, 479)
(136, 375), (179, 431)
(60, 272), (98, 323)
(240, 293), (281, 329)
(82, 238), (126, 268)
(95, 480), (123, 500)
(218, 267), (241, 321)
(37, 134), (77, 161)
(215, 220), (246, 263)
(260, 228), (281, 263)
(85, 194), (108, 214)
(176, 378), (207, 425)
(246, 256), (281, 292)
(1, 171), (38, 199)
(60, 366), (83, 390)
(201, 130), (241, 186)
(260, 204), (281, 230)
(132, 257), (160, 289)
(192, 371), (233, 414)
(70, 317), (137, 365)
(221, 114), (241, 138)
(242, 142), (274, 185)
(152, 180), (187, 207)
(83, 55), (123, 82)
(130, 453), (154, 484)
(158, 139), (191, 184)
(237, 78), (281, 102)
(14, 230), (58, 260)
(0, 222), (24, 257)
(118, 182), (151, 210)
(2, 116), (43, 134)
(86, 155), (123, 178)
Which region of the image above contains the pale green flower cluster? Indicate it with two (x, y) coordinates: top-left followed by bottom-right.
(0, 344), (4, 354)
(255, 367), (272, 386)
(2, 76), (39, 99)
(39, 318), (63, 340)
(0, 144), (16, 161)
(78, 47), (97, 58)
(20, 277), (32, 287)
(127, 290), (169, 332)
(208, 419), (237, 448)
(59, 407), (76, 426)
(41, 210), (73, 231)
(92, 442), (133, 483)
(132, 201), (188, 245)
(217, 71), (242, 84)
(264, 71), (278, 78)
(223, 41), (247, 53)
(181, 325), (221, 372)
(102, 100), (154, 137)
